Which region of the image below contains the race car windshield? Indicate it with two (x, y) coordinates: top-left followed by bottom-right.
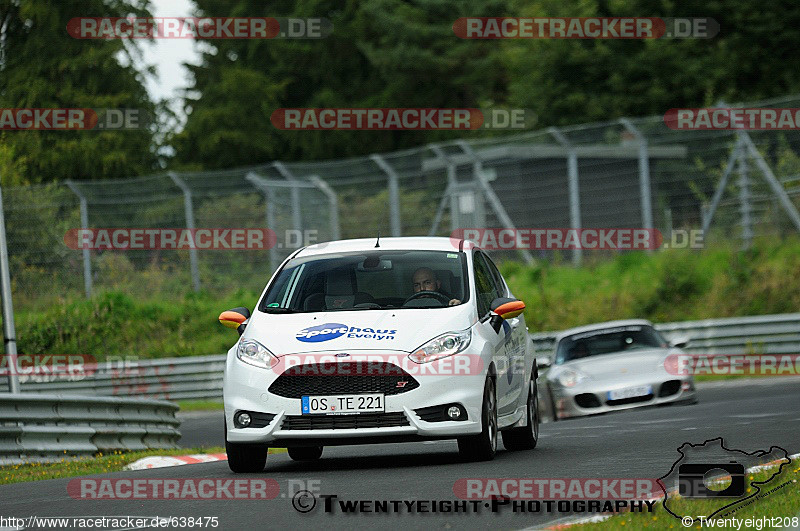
(554, 325), (668, 364)
(259, 250), (469, 313)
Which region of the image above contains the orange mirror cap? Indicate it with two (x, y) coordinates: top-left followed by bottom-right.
(219, 310), (247, 329)
(494, 300), (525, 320)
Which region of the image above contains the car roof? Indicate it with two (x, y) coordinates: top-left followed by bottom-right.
(554, 319), (654, 341)
(295, 236), (468, 257)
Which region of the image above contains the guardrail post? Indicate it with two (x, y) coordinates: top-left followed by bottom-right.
(273, 162), (303, 233)
(0, 184), (20, 393)
(619, 119), (654, 251)
(168, 173), (200, 292)
(308, 175), (341, 240)
(370, 154), (402, 237)
(65, 180), (93, 298)
(548, 128), (582, 266)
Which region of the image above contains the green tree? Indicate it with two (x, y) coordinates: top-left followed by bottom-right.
(0, 0), (160, 185)
(173, 0), (507, 167)
(503, 0), (800, 126)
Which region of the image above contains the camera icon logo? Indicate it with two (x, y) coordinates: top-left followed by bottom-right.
(677, 461), (745, 498)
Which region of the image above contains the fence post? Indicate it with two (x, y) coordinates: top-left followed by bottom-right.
(548, 128), (582, 266)
(245, 173), (278, 272)
(737, 133), (754, 250)
(308, 175), (341, 240)
(702, 136), (742, 236)
(370, 154), (402, 237)
(429, 145), (460, 233)
(619, 119), (654, 250)
(453, 142), (535, 264)
(168, 173), (200, 292)
(65, 180), (93, 298)
(0, 184), (20, 393)
(273, 162), (303, 233)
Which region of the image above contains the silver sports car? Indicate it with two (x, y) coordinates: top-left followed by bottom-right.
(537, 320), (697, 421)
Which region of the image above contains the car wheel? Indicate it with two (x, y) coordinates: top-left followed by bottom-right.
(225, 420), (268, 473)
(288, 446), (324, 461)
(502, 379), (539, 451)
(457, 376), (497, 462)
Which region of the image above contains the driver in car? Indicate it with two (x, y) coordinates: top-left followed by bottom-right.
(411, 267), (461, 306)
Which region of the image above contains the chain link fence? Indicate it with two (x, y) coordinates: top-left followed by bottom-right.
(4, 95), (800, 305)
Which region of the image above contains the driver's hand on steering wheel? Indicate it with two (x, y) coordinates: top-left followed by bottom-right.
(448, 299), (461, 306)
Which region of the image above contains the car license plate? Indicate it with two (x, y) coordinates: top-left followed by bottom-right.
(301, 394), (384, 415)
(607, 385), (652, 401)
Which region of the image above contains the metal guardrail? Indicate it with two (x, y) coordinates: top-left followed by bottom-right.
(532, 312), (800, 358)
(0, 354), (226, 400)
(2, 313), (798, 401)
(0, 393), (181, 463)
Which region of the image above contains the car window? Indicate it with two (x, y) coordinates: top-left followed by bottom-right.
(482, 252), (507, 298)
(554, 325), (667, 364)
(259, 250), (469, 312)
(472, 252), (497, 317)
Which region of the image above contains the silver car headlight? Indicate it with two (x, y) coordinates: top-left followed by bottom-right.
(556, 368), (588, 387)
(237, 339), (278, 369)
(408, 329), (471, 364)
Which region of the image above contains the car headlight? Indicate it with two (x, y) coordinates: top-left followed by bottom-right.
(237, 339), (278, 369)
(409, 329), (471, 364)
(556, 368), (587, 387)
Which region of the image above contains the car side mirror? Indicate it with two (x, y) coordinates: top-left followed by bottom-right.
(219, 307), (251, 336)
(669, 335), (690, 349)
(536, 355), (552, 369)
(488, 297), (525, 333)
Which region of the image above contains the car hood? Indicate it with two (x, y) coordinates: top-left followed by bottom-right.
(243, 307), (474, 355)
(557, 348), (670, 379)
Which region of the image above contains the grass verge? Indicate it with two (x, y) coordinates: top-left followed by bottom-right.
(177, 400), (224, 412)
(572, 461), (800, 529)
(0, 447), (285, 485)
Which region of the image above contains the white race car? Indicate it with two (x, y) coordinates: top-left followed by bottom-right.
(220, 237), (539, 472)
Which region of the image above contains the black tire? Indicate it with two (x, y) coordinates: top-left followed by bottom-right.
(288, 446), (324, 461)
(502, 379), (540, 451)
(457, 376), (498, 462)
(225, 420), (268, 473)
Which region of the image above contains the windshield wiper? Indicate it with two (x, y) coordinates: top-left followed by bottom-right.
(262, 307), (301, 314)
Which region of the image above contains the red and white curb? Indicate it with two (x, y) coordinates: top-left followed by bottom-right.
(536, 452), (800, 530)
(125, 453), (227, 470)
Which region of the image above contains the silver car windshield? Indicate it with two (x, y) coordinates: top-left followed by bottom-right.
(259, 250), (469, 313)
(555, 325), (667, 364)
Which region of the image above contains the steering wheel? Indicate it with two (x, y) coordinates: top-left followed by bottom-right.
(403, 290), (451, 306)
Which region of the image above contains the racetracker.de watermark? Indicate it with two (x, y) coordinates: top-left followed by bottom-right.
(453, 478), (662, 500)
(452, 228), (663, 250)
(665, 354), (800, 376)
(452, 17), (718, 39)
(270, 108), (535, 130)
(665, 108), (800, 130)
(0, 108), (149, 130)
(63, 228), (320, 250)
(67, 17), (332, 39)
(67, 478), (279, 499)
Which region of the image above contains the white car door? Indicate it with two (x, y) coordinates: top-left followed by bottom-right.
(473, 251), (515, 416)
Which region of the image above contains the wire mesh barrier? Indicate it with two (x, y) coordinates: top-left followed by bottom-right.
(4, 95), (800, 303)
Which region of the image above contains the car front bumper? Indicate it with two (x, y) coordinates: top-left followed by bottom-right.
(547, 376), (696, 420)
(223, 350), (486, 445)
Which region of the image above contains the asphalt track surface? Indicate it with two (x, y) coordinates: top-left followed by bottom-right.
(2, 376), (799, 530)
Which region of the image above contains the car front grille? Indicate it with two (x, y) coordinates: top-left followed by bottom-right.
(280, 412), (410, 430)
(268, 362), (420, 398)
(606, 394), (654, 406)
